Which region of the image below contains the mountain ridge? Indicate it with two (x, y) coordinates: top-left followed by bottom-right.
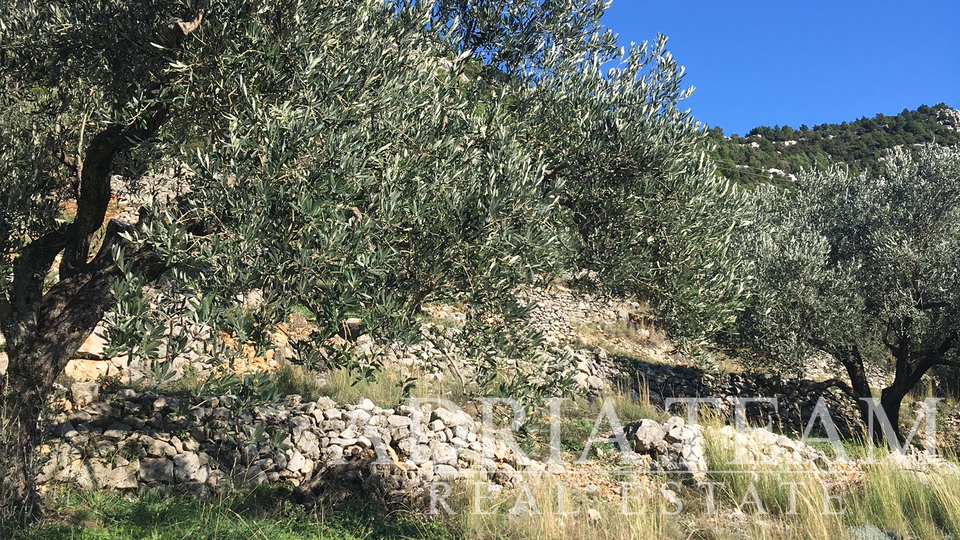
(708, 103), (960, 186)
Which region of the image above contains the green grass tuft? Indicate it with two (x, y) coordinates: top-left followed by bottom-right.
(18, 487), (460, 540)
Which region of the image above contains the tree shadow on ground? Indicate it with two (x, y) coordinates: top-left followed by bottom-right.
(610, 354), (864, 438)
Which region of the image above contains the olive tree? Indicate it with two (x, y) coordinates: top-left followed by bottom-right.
(520, 35), (753, 347)
(0, 1), (207, 526)
(0, 0), (731, 528)
(430, 0), (755, 347)
(742, 146), (960, 442)
(169, 0), (570, 394)
(427, 0), (610, 76)
(0, 0), (564, 524)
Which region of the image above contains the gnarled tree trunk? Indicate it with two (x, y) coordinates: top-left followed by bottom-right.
(0, 3), (204, 530)
(836, 341), (953, 446)
(0, 376), (47, 528)
(0, 221), (165, 530)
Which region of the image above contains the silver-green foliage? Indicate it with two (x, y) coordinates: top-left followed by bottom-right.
(743, 146), (960, 400)
(523, 35), (753, 347)
(426, 0), (755, 348)
(2, 0), (746, 396)
(137, 0), (744, 380)
(132, 0), (569, 385)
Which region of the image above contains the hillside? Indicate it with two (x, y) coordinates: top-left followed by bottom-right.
(708, 103), (960, 186)
(5, 1), (960, 538)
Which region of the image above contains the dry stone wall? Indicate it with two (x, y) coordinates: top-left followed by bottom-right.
(39, 382), (955, 504)
(41, 384), (722, 499)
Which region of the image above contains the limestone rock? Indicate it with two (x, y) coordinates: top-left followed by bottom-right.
(71, 382), (100, 408)
(175, 452), (209, 483)
(77, 328), (109, 359)
(108, 462), (140, 490)
(65, 359), (114, 382)
(286, 451), (307, 473)
(627, 419), (666, 453)
(139, 458), (175, 484)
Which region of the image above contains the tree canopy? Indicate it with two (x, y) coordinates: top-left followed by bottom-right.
(740, 145), (960, 441)
(0, 0), (746, 527)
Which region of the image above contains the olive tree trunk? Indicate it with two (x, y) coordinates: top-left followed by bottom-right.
(0, 4), (205, 529)
(0, 220), (164, 530)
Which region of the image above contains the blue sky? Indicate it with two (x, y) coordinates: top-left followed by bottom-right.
(601, 0), (960, 136)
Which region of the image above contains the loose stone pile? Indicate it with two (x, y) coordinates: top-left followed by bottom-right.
(625, 417), (708, 480)
(41, 383), (528, 498)
(38, 382), (958, 507)
(344, 286), (635, 397)
(520, 285), (641, 345)
(40, 384), (723, 499)
(706, 425), (841, 470)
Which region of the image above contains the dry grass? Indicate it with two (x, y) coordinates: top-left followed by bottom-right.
(456, 475), (683, 540)
(318, 364), (464, 408)
(271, 361), (325, 402)
(571, 313), (686, 371)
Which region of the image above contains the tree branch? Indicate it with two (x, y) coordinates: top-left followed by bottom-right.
(7, 0), (207, 329)
(898, 336), (957, 391)
(31, 219), (166, 389)
(59, 1), (206, 280)
(8, 229), (70, 335)
(933, 359), (960, 370)
(810, 377), (858, 400)
(932, 334), (958, 359)
(165, 3), (207, 40)
(834, 343), (873, 399)
(901, 356), (938, 396)
(53, 146), (78, 176)
(915, 299), (951, 311)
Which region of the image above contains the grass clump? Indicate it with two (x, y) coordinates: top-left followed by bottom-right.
(319, 365), (462, 408)
(271, 361), (324, 402)
(847, 462), (960, 539)
(17, 487), (459, 540)
(457, 477), (683, 540)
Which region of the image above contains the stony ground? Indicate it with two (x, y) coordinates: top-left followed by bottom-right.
(24, 276), (959, 506)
